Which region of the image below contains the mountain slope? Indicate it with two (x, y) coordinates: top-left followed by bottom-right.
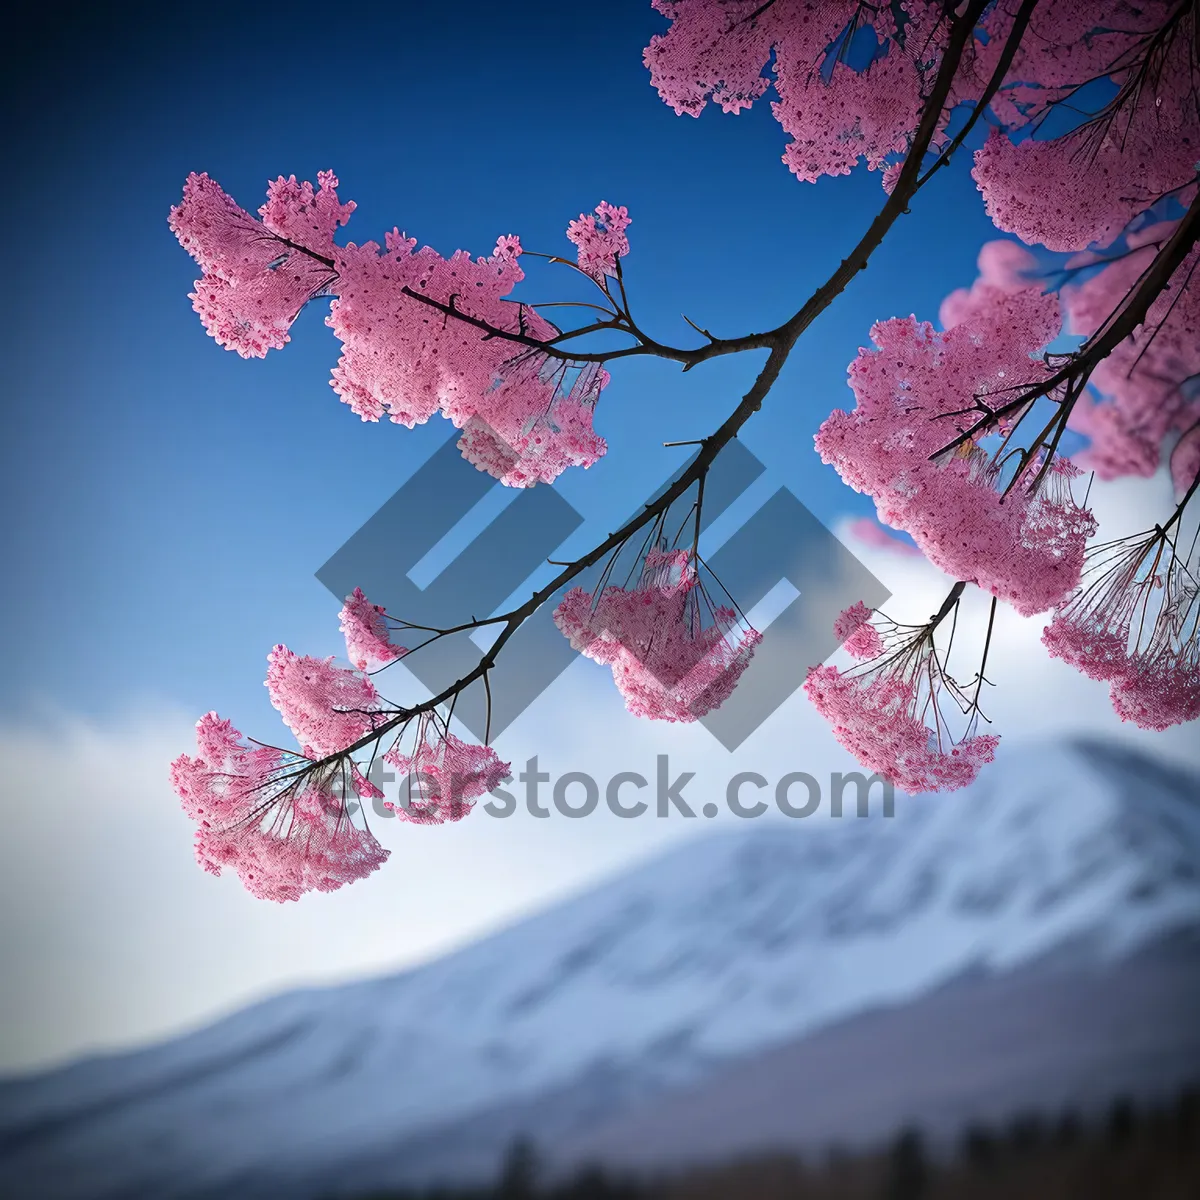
(1, 737), (1198, 1198)
(552, 926), (1200, 1175)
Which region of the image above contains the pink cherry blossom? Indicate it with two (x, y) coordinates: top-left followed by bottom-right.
(348, 761), (384, 802)
(553, 547), (762, 721)
(384, 713), (510, 824)
(265, 644), (385, 758)
(774, 24), (929, 185)
(171, 713), (388, 903)
(192, 782), (389, 904)
(172, 173), (611, 486)
(339, 587), (408, 672)
(454, 359), (609, 488)
(170, 711), (290, 827)
(1109, 637), (1200, 731)
(644, 1), (1199, 254)
(816, 284), (1096, 616)
(644, 1), (945, 185)
(804, 603), (999, 794)
(1042, 526), (1200, 729)
(566, 202), (631, 280)
(169, 171), (350, 358)
(327, 230), (608, 486)
(834, 601), (885, 660)
(1061, 230), (1200, 481)
(1041, 537), (1163, 684)
(971, 2), (1200, 251)
(937, 239), (1041, 330)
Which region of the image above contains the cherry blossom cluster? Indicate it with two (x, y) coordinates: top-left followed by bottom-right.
(451, 358), (611, 489)
(815, 278), (1097, 616)
(554, 546), (762, 722)
(1042, 518), (1200, 730)
(382, 712), (510, 825)
(833, 600), (885, 660)
(1060, 222), (1200, 486)
(971, 1), (1199, 252)
(645, 3), (1199, 254)
(265, 644), (388, 759)
(566, 202), (632, 280)
(644, 0), (944, 184)
(805, 592), (1000, 794)
(170, 713), (389, 903)
(168, 171), (349, 358)
(171, 171), (619, 486)
(339, 586), (409, 672)
(940, 230), (1200, 494)
(169, 588), (507, 899)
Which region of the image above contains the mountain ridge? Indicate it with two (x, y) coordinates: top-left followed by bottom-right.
(1, 735), (1198, 1198)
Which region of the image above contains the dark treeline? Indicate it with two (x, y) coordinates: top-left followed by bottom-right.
(348, 1085), (1200, 1200)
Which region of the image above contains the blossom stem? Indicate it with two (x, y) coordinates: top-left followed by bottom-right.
(261, 3), (1000, 774)
(933, 187), (1200, 459)
(1163, 469), (1200, 531)
(916, 0), (1041, 191)
(930, 581), (968, 631)
(972, 596), (998, 712)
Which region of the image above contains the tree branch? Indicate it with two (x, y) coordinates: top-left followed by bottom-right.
(930, 186), (1200, 461)
(322, 343), (793, 764)
(295, 1), (998, 773)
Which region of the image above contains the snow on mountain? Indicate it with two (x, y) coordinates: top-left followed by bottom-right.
(554, 925), (1200, 1173)
(1, 736), (1198, 1198)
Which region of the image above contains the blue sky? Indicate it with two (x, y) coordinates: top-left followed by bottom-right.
(1, 0), (1012, 734)
(15, 0), (1190, 1074)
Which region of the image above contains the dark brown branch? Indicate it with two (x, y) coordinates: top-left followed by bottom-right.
(970, 595), (999, 713)
(278, 0), (1002, 777)
(1165, 464), (1200, 531)
(771, 0), (994, 347)
(399, 284), (766, 367)
(932, 186), (1200, 461)
(930, 581), (968, 630)
(297, 1), (994, 379)
(324, 343), (794, 763)
(917, 0), (1041, 189)
(267, 232), (336, 270)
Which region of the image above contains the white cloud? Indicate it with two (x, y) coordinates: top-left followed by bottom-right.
(2, 471), (1195, 1076)
(0, 701), (683, 1076)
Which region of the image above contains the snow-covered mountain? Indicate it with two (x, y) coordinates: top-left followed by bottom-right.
(554, 924), (1200, 1173)
(1, 737), (1199, 1198)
